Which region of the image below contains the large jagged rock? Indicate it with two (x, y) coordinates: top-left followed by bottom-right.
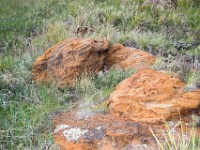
(106, 43), (156, 70)
(32, 38), (109, 86)
(108, 69), (200, 124)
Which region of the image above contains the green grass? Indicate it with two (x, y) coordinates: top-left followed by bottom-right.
(152, 54), (200, 90)
(0, 56), (15, 72)
(0, 57), (73, 149)
(1, 0), (200, 53)
(0, 0), (200, 149)
(74, 69), (135, 116)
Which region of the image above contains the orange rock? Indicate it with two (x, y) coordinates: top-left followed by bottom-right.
(106, 43), (156, 70)
(32, 38), (109, 86)
(32, 40), (156, 86)
(108, 68), (200, 124)
(52, 111), (157, 150)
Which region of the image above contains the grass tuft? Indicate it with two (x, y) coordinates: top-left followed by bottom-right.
(151, 121), (200, 150)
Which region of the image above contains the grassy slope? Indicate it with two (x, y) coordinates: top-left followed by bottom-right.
(0, 0), (200, 149)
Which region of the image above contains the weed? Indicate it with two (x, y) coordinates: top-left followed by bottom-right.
(151, 121), (200, 150)
(0, 56), (15, 72)
(0, 53), (72, 149)
(74, 69), (135, 118)
(126, 30), (170, 55)
(152, 54), (200, 90)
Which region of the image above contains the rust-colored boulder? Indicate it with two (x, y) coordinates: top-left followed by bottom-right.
(106, 43), (156, 70)
(32, 38), (109, 86)
(32, 40), (156, 86)
(108, 69), (200, 124)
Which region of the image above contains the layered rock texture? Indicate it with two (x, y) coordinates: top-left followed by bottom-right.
(32, 39), (155, 86)
(32, 38), (109, 86)
(106, 43), (155, 70)
(109, 69), (200, 123)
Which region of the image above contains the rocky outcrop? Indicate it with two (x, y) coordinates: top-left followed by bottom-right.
(106, 43), (155, 70)
(32, 38), (109, 86)
(32, 39), (155, 86)
(52, 66), (200, 149)
(108, 68), (200, 124)
(33, 38), (200, 149)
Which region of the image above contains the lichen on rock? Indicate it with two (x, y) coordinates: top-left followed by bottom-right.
(63, 127), (88, 142)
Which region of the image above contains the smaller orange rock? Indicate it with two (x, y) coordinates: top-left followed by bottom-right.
(108, 68), (200, 124)
(52, 112), (154, 150)
(106, 43), (156, 70)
